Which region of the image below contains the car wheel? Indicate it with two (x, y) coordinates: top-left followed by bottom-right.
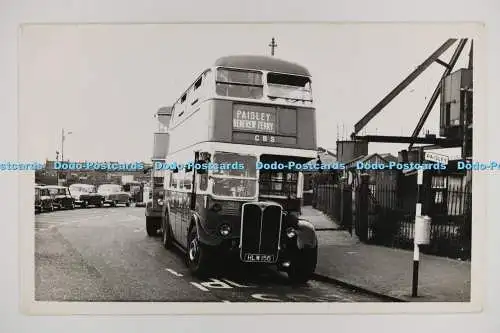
(126, 202), (130, 207)
(287, 247), (318, 284)
(145, 217), (159, 237)
(186, 226), (212, 277)
(161, 214), (173, 249)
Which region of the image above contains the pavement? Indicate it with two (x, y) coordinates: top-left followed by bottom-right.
(300, 206), (472, 302)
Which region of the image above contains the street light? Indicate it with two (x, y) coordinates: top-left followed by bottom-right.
(61, 129), (73, 161)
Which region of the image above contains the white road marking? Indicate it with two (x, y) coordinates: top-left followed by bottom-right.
(165, 268), (183, 277)
(199, 278), (233, 289)
(251, 293), (282, 302)
(190, 282), (210, 291)
(223, 279), (255, 288)
(323, 294), (355, 302)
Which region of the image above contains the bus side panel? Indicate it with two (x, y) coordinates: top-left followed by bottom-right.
(296, 107), (317, 150)
(209, 99), (233, 143)
(168, 101), (212, 153)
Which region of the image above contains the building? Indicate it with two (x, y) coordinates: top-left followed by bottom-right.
(343, 153), (399, 188)
(35, 160), (152, 186)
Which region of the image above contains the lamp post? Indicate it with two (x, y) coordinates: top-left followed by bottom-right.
(61, 128), (73, 162)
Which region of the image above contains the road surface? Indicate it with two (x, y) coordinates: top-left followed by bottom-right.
(35, 207), (387, 302)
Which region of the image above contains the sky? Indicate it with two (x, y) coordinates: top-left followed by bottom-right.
(18, 23), (474, 162)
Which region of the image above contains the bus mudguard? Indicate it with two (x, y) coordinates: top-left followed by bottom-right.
(190, 212), (222, 247)
(295, 219), (318, 250)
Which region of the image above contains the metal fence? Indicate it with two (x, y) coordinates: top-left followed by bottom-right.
(314, 184), (342, 223)
(313, 178), (472, 260)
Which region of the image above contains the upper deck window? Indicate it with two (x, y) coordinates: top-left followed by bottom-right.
(267, 73), (312, 101)
(215, 68), (263, 99)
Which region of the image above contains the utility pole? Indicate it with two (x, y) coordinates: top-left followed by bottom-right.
(61, 128), (72, 161)
(269, 37), (277, 56)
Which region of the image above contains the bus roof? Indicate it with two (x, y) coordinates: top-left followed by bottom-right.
(214, 55), (311, 76)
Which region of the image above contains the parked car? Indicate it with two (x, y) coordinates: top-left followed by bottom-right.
(44, 185), (75, 210)
(123, 181), (143, 203)
(97, 184), (131, 207)
(69, 183), (105, 208)
(34, 185), (54, 213)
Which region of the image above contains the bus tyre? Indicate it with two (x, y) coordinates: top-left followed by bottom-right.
(161, 215), (173, 249)
(186, 227), (212, 277)
(146, 217), (159, 237)
(287, 247), (318, 284)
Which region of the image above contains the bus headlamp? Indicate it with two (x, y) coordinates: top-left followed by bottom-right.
(210, 203), (222, 212)
(286, 227), (297, 239)
(219, 224), (231, 236)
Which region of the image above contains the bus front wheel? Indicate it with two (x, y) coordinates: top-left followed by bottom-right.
(146, 217), (160, 237)
(287, 247), (318, 284)
(186, 227), (212, 277)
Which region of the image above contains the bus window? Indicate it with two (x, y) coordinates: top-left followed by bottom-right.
(169, 172), (178, 189)
(199, 173), (208, 191)
(211, 152), (257, 178)
(215, 68), (263, 99)
(210, 152), (257, 198)
(259, 171), (298, 198)
(212, 178), (256, 198)
(183, 171), (193, 191)
(267, 73), (312, 101)
(194, 77), (202, 90)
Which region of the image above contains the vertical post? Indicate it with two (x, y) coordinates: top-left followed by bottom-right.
(61, 128), (65, 162)
(340, 177), (345, 228)
(412, 148), (424, 297)
(358, 173), (370, 242)
(268, 37), (277, 56)
(190, 152), (199, 211)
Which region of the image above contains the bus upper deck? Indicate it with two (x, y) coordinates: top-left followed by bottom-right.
(165, 55), (317, 156)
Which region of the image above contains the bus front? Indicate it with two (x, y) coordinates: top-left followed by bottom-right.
(199, 55), (319, 282)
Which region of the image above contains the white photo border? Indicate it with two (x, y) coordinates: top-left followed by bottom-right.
(18, 22), (486, 315)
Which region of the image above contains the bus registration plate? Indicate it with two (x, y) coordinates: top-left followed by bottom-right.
(243, 253), (276, 263)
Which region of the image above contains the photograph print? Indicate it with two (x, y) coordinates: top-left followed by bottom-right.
(18, 22), (484, 314)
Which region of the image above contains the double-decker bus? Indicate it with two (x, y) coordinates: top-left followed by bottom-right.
(149, 55), (319, 283)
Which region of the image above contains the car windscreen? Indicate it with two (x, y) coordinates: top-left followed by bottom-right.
(98, 185), (122, 193)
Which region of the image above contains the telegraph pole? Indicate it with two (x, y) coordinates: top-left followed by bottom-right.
(269, 37), (277, 56)
(61, 128), (72, 161)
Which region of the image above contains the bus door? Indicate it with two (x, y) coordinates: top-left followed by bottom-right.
(178, 167), (193, 247)
(181, 151), (209, 247)
(169, 170), (180, 241)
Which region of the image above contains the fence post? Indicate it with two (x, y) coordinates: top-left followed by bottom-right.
(340, 176), (345, 228)
(358, 173), (370, 242)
